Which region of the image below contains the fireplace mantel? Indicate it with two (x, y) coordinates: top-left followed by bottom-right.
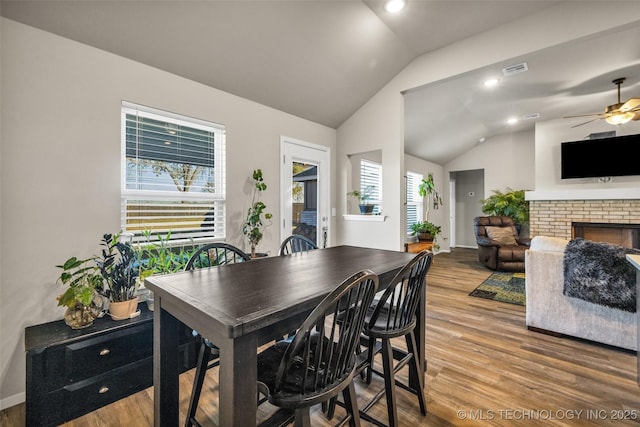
(526, 188), (640, 201)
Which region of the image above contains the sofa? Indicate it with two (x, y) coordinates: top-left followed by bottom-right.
(525, 236), (636, 351)
(474, 216), (531, 272)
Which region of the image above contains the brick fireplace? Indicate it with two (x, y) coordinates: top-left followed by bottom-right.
(529, 199), (640, 248)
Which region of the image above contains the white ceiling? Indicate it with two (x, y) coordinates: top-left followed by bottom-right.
(2, 1), (639, 164)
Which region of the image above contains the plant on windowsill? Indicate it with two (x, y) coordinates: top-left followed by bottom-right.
(347, 185), (375, 215)
(242, 169), (273, 258)
(55, 256), (106, 329)
(133, 230), (199, 310)
(96, 233), (140, 320)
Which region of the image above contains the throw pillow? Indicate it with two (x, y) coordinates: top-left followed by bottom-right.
(485, 226), (518, 245)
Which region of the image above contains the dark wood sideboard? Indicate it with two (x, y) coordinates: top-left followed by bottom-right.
(25, 303), (197, 426)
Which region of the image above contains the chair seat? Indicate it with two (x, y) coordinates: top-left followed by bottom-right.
(365, 304), (416, 339)
(257, 334), (354, 408)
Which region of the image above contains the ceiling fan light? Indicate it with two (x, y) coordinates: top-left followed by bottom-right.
(605, 111), (635, 125)
(384, 0), (406, 13)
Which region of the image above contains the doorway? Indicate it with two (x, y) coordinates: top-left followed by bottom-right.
(280, 137), (330, 248)
(449, 169), (484, 248)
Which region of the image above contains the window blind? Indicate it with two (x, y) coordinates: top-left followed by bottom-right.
(121, 102), (225, 244)
(406, 171), (423, 234)
(360, 159), (382, 214)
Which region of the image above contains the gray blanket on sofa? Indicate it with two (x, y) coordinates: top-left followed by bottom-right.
(563, 238), (639, 313)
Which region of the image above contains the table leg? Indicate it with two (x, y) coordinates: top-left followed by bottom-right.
(218, 333), (258, 426)
(154, 298), (180, 427)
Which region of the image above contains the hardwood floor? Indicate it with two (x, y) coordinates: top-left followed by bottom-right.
(3, 248), (639, 426)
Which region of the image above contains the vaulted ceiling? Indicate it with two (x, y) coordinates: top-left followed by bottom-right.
(2, 1), (639, 164)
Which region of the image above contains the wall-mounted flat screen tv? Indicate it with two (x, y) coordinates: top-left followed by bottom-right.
(561, 133), (640, 179)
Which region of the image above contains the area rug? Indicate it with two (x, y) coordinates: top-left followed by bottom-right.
(469, 272), (526, 306)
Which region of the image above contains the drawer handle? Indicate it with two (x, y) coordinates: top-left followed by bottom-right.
(98, 386), (109, 394)
(99, 348), (110, 356)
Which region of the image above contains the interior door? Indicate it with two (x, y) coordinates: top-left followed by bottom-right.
(280, 137), (330, 248)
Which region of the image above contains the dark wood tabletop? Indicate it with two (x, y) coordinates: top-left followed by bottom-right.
(145, 245), (418, 426)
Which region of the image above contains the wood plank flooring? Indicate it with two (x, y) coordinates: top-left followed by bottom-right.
(2, 248), (639, 426)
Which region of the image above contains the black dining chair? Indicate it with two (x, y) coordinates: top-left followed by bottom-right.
(278, 234), (319, 256)
(360, 250), (432, 427)
(277, 235), (319, 340)
(183, 242), (251, 427)
(256, 270), (379, 427)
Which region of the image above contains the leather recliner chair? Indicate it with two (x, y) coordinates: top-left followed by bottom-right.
(474, 216), (531, 272)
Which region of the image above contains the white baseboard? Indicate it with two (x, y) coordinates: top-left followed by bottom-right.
(453, 244), (478, 249)
(0, 392), (25, 411)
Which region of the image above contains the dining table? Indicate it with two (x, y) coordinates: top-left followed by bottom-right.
(145, 245), (421, 426)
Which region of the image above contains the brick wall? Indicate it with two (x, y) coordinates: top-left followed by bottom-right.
(529, 199), (640, 240)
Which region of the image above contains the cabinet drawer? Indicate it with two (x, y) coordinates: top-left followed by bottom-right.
(64, 323), (153, 381)
(60, 357), (153, 421)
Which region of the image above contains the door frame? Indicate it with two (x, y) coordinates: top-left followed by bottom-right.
(280, 136), (331, 247)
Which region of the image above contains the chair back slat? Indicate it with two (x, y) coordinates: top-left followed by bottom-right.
(278, 235), (319, 256)
(184, 243), (250, 270)
(368, 251), (432, 335)
(273, 270), (378, 402)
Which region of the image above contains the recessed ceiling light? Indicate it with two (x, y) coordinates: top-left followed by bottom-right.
(507, 117), (518, 125)
(483, 78), (498, 87)
(384, 0), (406, 13)
(478, 137), (486, 143)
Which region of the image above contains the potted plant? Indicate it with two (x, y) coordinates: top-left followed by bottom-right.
(96, 233), (140, 320)
(242, 169), (273, 258)
(410, 173), (444, 248)
(134, 230), (198, 310)
(347, 185), (375, 214)
(481, 188), (529, 233)
(55, 256), (105, 329)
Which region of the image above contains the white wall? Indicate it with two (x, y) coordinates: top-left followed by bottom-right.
(0, 18), (336, 407)
(446, 130), (535, 196)
(336, 2), (640, 253)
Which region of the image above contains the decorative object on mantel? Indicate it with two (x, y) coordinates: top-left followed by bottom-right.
(469, 271), (526, 306)
(242, 169), (273, 258)
(563, 238), (640, 313)
(55, 256), (106, 329)
(347, 185), (375, 214)
(410, 173), (444, 249)
(96, 233), (140, 320)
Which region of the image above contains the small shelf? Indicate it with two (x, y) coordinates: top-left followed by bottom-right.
(342, 214), (387, 222)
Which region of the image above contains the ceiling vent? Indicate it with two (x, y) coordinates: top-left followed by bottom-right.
(522, 113), (540, 120)
(502, 62), (528, 77)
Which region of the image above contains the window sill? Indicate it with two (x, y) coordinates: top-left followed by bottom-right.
(342, 214), (387, 222)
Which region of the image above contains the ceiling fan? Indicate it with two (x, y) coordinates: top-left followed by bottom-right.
(564, 77), (640, 127)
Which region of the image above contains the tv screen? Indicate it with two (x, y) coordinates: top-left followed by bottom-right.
(561, 133), (640, 179)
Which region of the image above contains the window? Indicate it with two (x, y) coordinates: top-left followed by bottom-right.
(360, 159), (382, 214)
(406, 171), (423, 234)
(121, 102), (225, 244)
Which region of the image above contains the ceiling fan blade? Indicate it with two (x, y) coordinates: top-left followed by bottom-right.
(620, 98), (640, 112)
(620, 98), (640, 113)
(633, 112), (640, 121)
(571, 117), (602, 128)
(563, 112), (603, 119)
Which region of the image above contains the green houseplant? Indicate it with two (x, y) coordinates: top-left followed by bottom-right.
(481, 188), (530, 230)
(347, 185), (375, 214)
(96, 233), (140, 320)
(242, 169), (273, 258)
(55, 256), (105, 329)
